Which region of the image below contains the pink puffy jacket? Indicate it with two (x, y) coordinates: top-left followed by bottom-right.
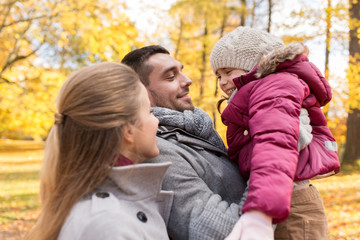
(221, 43), (340, 223)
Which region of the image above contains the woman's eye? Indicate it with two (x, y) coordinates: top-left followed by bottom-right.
(226, 70), (233, 74)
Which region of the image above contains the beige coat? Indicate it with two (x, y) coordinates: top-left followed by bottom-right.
(58, 162), (173, 240)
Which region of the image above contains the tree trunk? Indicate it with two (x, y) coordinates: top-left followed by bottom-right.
(240, 0), (247, 26)
(199, 18), (208, 97)
(249, 1), (256, 27)
(323, 0), (332, 118)
(325, 0), (331, 81)
(213, 6), (230, 130)
(267, 0), (272, 33)
(174, 19), (184, 60)
(342, 0), (360, 164)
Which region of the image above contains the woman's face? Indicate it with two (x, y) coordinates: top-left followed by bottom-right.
(133, 84), (160, 162)
(216, 68), (247, 97)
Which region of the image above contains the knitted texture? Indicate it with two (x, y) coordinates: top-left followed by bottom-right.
(189, 195), (239, 240)
(151, 106), (227, 152)
(210, 26), (284, 73)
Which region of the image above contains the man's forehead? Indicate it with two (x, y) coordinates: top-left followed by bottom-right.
(148, 53), (181, 69)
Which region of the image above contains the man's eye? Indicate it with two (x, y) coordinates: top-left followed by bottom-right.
(167, 74), (176, 80)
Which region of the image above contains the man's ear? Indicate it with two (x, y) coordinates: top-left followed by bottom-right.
(122, 123), (135, 144)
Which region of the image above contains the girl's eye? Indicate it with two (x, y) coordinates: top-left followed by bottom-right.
(226, 70), (233, 74)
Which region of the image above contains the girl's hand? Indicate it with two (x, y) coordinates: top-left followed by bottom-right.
(224, 210), (273, 240)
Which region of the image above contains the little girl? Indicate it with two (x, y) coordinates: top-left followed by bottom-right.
(210, 26), (340, 240)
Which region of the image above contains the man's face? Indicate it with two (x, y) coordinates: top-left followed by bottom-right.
(146, 53), (194, 112)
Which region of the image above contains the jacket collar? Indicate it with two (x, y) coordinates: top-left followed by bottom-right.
(232, 42), (331, 106)
(97, 162), (171, 200)
(255, 42), (308, 78)
(233, 42), (308, 88)
(233, 68), (257, 89)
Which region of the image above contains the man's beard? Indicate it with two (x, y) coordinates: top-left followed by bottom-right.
(149, 88), (194, 112)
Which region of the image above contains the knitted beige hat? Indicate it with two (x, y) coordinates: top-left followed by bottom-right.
(210, 26), (284, 73)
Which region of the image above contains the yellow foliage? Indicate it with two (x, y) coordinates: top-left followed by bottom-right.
(168, 0), (242, 140)
(0, 0), (141, 139)
(167, 0), (350, 150)
(316, 170), (360, 239)
(346, 54), (360, 110)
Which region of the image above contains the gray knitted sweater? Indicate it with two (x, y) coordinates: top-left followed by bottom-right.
(146, 107), (246, 240)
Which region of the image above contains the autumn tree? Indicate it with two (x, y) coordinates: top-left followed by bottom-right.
(277, 0), (349, 151)
(0, 0), (139, 139)
(167, 0), (271, 141)
(168, 0), (231, 135)
(342, 0), (360, 164)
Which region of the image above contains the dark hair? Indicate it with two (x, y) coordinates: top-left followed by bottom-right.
(121, 45), (170, 86)
(217, 96), (229, 113)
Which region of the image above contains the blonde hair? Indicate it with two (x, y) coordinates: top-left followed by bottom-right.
(26, 62), (142, 240)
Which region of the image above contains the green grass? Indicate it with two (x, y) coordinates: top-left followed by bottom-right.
(0, 139), (359, 239)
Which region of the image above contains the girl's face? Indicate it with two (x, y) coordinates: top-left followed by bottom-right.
(216, 68), (247, 97)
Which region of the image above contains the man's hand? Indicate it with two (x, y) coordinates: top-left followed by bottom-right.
(225, 210), (273, 240)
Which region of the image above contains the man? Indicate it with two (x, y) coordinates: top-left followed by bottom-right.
(122, 45), (311, 240)
(122, 45), (246, 240)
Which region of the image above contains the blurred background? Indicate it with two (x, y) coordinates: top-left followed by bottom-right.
(0, 0), (359, 239)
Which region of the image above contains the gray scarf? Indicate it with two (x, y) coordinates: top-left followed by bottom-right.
(151, 107), (226, 152)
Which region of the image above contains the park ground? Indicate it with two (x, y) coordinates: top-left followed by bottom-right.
(0, 139), (359, 239)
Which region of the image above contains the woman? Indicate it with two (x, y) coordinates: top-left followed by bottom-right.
(26, 62), (173, 240)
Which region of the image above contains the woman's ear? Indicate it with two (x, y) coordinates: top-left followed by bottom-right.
(122, 123), (135, 144)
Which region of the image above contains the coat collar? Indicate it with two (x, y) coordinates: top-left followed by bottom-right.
(234, 42), (309, 87)
(97, 162), (171, 200)
(232, 42), (331, 106)
(255, 42), (309, 78)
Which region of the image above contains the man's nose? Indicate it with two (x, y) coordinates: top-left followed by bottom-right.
(180, 72), (192, 87)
